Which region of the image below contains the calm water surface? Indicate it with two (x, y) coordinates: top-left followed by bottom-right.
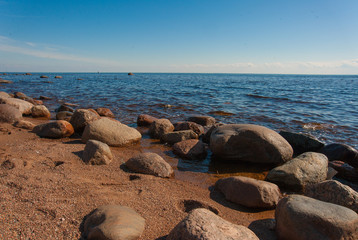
(1, 73), (357, 178)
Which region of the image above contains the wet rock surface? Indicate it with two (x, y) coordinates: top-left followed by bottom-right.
(279, 131), (325, 155)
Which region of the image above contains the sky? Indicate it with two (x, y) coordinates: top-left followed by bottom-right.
(0, 0), (357, 74)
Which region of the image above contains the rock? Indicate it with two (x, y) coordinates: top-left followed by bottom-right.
(82, 140), (113, 165)
(305, 180), (358, 213)
(215, 176), (281, 208)
(33, 120), (74, 138)
(173, 139), (207, 160)
(167, 208), (259, 240)
(210, 124), (293, 164)
(0, 104), (22, 123)
(13, 92), (29, 100)
(95, 107), (115, 118)
(84, 205), (145, 240)
(279, 131), (325, 155)
(13, 120), (35, 130)
(327, 167), (338, 179)
(161, 130), (198, 145)
(54, 76), (62, 79)
(31, 99), (43, 105)
(25, 73), (32, 75)
(202, 123), (224, 144)
(125, 152), (173, 178)
(149, 119), (174, 139)
(275, 195), (358, 240)
(56, 111), (73, 121)
(266, 152), (328, 191)
(0, 98), (34, 115)
(0, 79), (13, 84)
(31, 105), (51, 118)
(39, 96), (52, 100)
(329, 161), (358, 182)
(320, 143), (358, 169)
(70, 109), (101, 133)
(128, 72), (134, 75)
(57, 104), (75, 113)
(187, 115), (216, 127)
(137, 114), (159, 127)
(173, 121), (205, 136)
(0, 92), (11, 99)
(82, 118), (141, 147)
(40, 75), (48, 78)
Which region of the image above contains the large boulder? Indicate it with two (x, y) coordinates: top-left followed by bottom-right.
(70, 109), (101, 133)
(82, 140), (113, 165)
(215, 176), (281, 208)
(161, 130), (198, 145)
(0, 104), (22, 123)
(187, 115), (216, 127)
(320, 143), (358, 169)
(83, 205), (145, 240)
(82, 118), (141, 147)
(275, 195), (358, 240)
(210, 124), (293, 164)
(279, 131), (325, 155)
(305, 180), (358, 212)
(0, 91), (11, 99)
(149, 119), (174, 139)
(125, 152), (173, 178)
(33, 120), (74, 138)
(173, 121), (205, 136)
(167, 208), (259, 240)
(0, 97), (34, 115)
(172, 139), (207, 160)
(31, 105), (51, 118)
(137, 114), (158, 127)
(266, 152), (328, 191)
(202, 123), (224, 144)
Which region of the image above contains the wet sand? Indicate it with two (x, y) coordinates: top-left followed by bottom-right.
(0, 117), (275, 239)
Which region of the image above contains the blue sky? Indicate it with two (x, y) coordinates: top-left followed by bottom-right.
(0, 0), (357, 74)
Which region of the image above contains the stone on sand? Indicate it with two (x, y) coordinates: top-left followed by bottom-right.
(82, 140), (113, 165)
(33, 120), (74, 138)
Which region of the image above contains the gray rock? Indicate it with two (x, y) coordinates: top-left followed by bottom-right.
(305, 180), (358, 213)
(125, 152), (173, 178)
(216, 176), (281, 209)
(0, 104), (22, 123)
(82, 118), (141, 147)
(266, 152), (328, 191)
(275, 195), (358, 240)
(202, 123), (224, 144)
(210, 124), (293, 164)
(172, 139), (207, 160)
(70, 109), (101, 133)
(33, 120), (74, 138)
(187, 115), (216, 127)
(320, 143), (358, 169)
(279, 131), (324, 155)
(149, 119), (174, 139)
(83, 140), (113, 165)
(167, 208), (259, 240)
(161, 130), (198, 145)
(84, 205), (145, 240)
(173, 121), (205, 136)
(31, 105), (51, 118)
(0, 97), (34, 115)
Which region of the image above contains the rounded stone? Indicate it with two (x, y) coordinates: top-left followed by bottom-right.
(33, 120), (74, 138)
(149, 119), (174, 139)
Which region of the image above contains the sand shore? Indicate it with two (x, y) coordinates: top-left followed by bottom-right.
(0, 117), (275, 240)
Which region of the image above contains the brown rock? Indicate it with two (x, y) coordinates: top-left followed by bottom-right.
(33, 120), (74, 138)
(137, 114), (158, 127)
(187, 115), (216, 127)
(275, 195), (358, 240)
(82, 140), (113, 165)
(0, 104), (22, 123)
(305, 180), (358, 213)
(13, 120), (35, 130)
(216, 176), (281, 208)
(128, 72), (134, 75)
(161, 130), (198, 145)
(125, 152), (173, 178)
(0, 79), (13, 84)
(39, 96), (52, 100)
(95, 107), (115, 118)
(84, 205), (145, 240)
(167, 208), (259, 240)
(57, 104), (75, 113)
(31, 105), (51, 118)
(25, 73), (32, 75)
(0, 91), (11, 99)
(69, 109), (101, 133)
(210, 124), (293, 164)
(14, 92), (29, 100)
(0, 98), (34, 115)
(174, 121), (205, 136)
(40, 75), (48, 78)
(56, 111), (73, 121)
(320, 143), (358, 169)
(149, 119), (174, 139)
(173, 139), (207, 160)
(54, 76), (62, 79)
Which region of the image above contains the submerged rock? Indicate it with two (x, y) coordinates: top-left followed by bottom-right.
(95, 107), (115, 118)
(187, 115), (216, 127)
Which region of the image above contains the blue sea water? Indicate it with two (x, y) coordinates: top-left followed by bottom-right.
(1, 72), (357, 149)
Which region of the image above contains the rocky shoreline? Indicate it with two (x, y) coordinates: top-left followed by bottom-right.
(0, 87), (358, 239)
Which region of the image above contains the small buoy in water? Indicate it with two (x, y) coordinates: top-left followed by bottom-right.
(128, 72), (134, 75)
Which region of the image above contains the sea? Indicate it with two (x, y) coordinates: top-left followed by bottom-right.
(0, 73), (357, 179)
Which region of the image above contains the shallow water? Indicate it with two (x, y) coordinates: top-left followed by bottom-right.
(1, 72), (357, 176)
